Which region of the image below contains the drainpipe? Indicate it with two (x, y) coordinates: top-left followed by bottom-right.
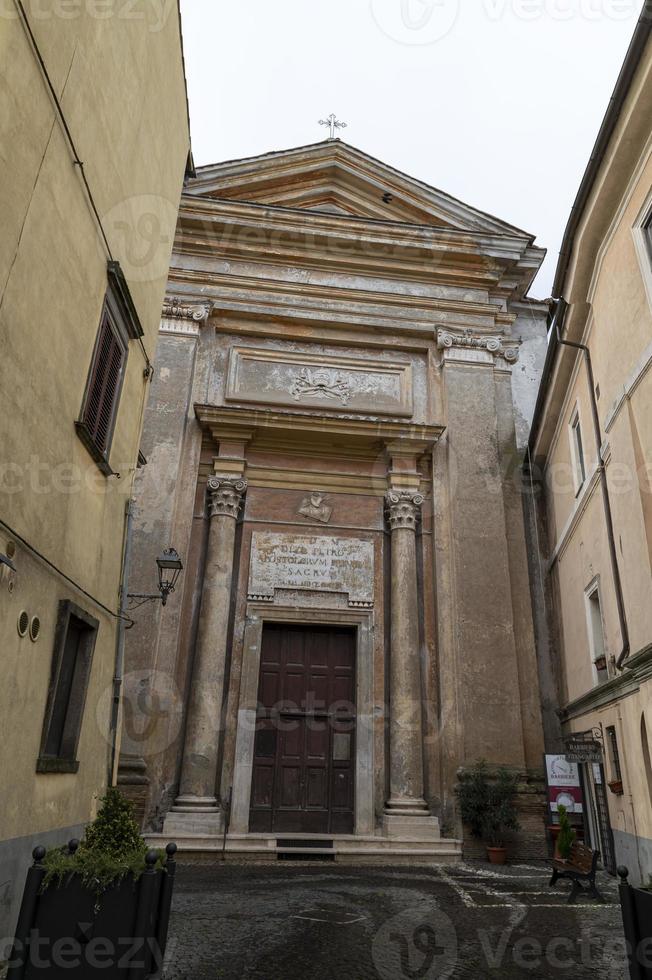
(553, 299), (630, 669)
(109, 499), (134, 783)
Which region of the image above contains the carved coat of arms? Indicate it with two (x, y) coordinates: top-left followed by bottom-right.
(291, 368), (352, 406)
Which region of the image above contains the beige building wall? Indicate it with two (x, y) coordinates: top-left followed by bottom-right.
(531, 26), (652, 883)
(0, 1), (190, 937)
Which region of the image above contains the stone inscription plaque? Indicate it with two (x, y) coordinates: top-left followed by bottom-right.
(248, 532), (374, 607)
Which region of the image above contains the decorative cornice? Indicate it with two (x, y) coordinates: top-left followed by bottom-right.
(195, 403), (445, 448)
(385, 490), (424, 531)
(207, 477), (247, 520)
(559, 642), (652, 723)
(437, 329), (519, 364)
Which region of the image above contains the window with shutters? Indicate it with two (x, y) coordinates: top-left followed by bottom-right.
(76, 299), (127, 473)
(75, 263), (142, 474)
(37, 601), (99, 774)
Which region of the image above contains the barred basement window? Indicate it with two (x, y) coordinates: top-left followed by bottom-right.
(75, 262), (143, 475)
(37, 601), (99, 774)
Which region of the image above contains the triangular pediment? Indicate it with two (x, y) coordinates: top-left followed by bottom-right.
(185, 140), (534, 238)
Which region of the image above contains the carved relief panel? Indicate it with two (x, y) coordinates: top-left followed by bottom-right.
(225, 347), (413, 417)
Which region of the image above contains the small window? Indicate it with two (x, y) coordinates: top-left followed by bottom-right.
(37, 601), (99, 773)
(75, 262), (142, 475)
(586, 586), (608, 685)
(606, 726), (622, 782)
(570, 407), (586, 493)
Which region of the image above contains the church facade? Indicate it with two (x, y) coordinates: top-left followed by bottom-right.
(119, 140), (550, 859)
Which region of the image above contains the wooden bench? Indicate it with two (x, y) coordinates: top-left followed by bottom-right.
(548, 841), (605, 904)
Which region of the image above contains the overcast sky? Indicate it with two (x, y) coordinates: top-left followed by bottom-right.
(179, 0), (644, 297)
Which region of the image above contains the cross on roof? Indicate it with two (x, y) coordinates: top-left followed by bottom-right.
(319, 114), (347, 140)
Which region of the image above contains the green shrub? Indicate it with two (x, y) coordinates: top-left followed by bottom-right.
(556, 803), (576, 860)
(42, 787), (159, 896)
(456, 760), (520, 848)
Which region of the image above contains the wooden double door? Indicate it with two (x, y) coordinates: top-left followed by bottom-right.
(249, 623), (356, 834)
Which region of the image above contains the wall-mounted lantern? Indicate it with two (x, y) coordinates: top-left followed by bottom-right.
(128, 548), (183, 608)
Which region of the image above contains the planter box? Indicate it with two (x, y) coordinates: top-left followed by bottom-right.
(8, 842), (177, 979)
(618, 866), (652, 979)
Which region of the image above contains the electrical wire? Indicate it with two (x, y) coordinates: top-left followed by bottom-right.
(14, 0), (153, 373)
(14, 0), (113, 260)
(0, 515), (133, 626)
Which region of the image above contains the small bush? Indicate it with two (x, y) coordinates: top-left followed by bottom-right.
(456, 760), (520, 848)
(556, 803), (576, 860)
(42, 788), (159, 896)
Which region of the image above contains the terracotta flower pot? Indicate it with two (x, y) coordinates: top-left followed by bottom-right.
(487, 846), (507, 865)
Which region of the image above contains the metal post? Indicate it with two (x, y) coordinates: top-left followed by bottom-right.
(618, 867), (644, 980)
(7, 846), (46, 980)
(151, 843), (178, 978)
(109, 499), (134, 783)
(128, 850), (159, 980)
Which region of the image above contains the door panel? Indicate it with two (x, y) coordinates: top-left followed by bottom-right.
(249, 623), (356, 834)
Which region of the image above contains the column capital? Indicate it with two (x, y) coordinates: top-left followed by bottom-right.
(437, 328), (519, 366)
(207, 477), (247, 520)
(385, 490), (424, 531)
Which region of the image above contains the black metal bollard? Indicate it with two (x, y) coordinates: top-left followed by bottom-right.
(6, 846), (46, 980)
(127, 850), (159, 980)
(618, 866), (645, 980)
(151, 842), (178, 980)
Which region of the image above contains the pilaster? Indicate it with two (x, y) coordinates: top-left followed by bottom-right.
(436, 328), (527, 769)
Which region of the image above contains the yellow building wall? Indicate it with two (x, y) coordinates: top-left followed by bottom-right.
(545, 146), (652, 699)
(0, 1), (189, 871)
(537, 43), (652, 882)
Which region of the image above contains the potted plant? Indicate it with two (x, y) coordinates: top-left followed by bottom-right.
(8, 788), (177, 978)
(456, 761), (520, 864)
(556, 803), (576, 861)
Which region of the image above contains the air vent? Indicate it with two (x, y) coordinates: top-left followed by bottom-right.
(17, 611), (29, 637)
(29, 616), (41, 642)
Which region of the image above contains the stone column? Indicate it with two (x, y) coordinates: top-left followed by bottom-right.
(383, 489), (440, 840)
(164, 476), (246, 836)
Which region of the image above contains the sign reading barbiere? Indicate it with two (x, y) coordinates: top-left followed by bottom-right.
(248, 532), (374, 607)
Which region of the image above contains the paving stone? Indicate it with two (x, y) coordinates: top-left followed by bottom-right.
(163, 862), (627, 979)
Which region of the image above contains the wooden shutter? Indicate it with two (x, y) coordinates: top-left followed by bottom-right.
(82, 309), (125, 455)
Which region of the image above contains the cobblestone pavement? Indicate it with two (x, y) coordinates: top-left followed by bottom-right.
(163, 861), (627, 979)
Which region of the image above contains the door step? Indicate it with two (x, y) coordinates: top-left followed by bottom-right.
(276, 837), (335, 861)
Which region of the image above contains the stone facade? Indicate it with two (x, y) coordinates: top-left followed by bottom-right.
(120, 140), (549, 859)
